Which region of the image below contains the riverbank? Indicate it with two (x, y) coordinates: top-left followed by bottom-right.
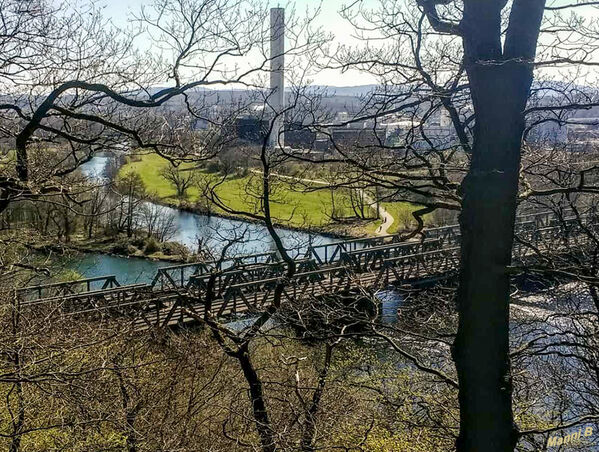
(152, 197), (373, 240)
(30, 233), (195, 264)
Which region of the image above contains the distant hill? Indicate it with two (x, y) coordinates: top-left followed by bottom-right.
(148, 84), (379, 98)
(307, 85), (380, 97)
(143, 85), (369, 114)
(4, 83), (596, 118)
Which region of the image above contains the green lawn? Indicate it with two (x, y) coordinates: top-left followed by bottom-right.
(119, 154), (356, 228)
(120, 154), (430, 234)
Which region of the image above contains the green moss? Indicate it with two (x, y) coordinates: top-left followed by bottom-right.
(55, 268), (84, 282)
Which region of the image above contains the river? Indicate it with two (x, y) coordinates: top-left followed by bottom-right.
(74, 154), (340, 284)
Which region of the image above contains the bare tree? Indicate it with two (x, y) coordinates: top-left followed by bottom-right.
(114, 172), (147, 238)
(0, 0), (283, 218)
(159, 164), (195, 200)
(139, 202), (178, 242)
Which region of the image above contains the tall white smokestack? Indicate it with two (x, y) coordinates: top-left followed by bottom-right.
(269, 7), (285, 148)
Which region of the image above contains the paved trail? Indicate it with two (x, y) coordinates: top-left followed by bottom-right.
(361, 190), (394, 236)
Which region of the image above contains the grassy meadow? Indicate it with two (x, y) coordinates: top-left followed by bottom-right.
(119, 153), (426, 234)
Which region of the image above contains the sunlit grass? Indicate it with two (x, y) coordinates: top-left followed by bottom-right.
(120, 154), (357, 228)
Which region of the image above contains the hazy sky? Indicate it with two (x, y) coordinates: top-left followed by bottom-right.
(94, 0), (596, 87)
(97, 0), (376, 25)
(94, 0), (380, 86)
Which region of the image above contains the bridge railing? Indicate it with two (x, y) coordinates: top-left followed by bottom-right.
(188, 259), (319, 299)
(191, 265), (352, 317)
(18, 209), (595, 308)
(306, 234), (393, 265)
(513, 218), (596, 262)
(303, 209), (564, 266)
(516, 208), (577, 228)
(339, 238), (444, 272)
(379, 246), (461, 284)
(150, 251), (283, 290)
(17, 275), (121, 302)
(189, 244), (465, 317)
(189, 263), (285, 299)
(421, 225), (461, 243)
(19, 284), (153, 318)
(151, 262), (212, 290)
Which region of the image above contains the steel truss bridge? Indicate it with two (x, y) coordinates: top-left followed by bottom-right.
(16, 211), (597, 329)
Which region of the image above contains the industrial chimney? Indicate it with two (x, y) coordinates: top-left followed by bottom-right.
(269, 7), (285, 148)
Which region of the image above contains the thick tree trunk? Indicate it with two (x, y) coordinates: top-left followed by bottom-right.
(451, 3), (545, 450)
(453, 64), (528, 451)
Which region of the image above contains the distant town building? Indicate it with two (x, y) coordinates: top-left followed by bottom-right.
(235, 117), (269, 143)
(567, 118), (599, 144)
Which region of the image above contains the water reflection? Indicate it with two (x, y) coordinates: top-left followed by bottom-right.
(70, 253), (168, 285)
(79, 155), (112, 180)
(376, 289), (403, 324)
(157, 202), (334, 256)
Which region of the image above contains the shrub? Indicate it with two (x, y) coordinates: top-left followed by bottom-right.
(234, 166), (249, 178)
(205, 161), (221, 173)
(131, 237), (146, 248)
(124, 154), (141, 164)
(195, 199), (213, 215)
(56, 269), (83, 282)
(162, 242), (190, 257)
(112, 238), (132, 254)
(144, 237), (161, 255)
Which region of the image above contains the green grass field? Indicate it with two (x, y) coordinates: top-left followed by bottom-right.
(120, 154), (358, 228)
(119, 154), (429, 234)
